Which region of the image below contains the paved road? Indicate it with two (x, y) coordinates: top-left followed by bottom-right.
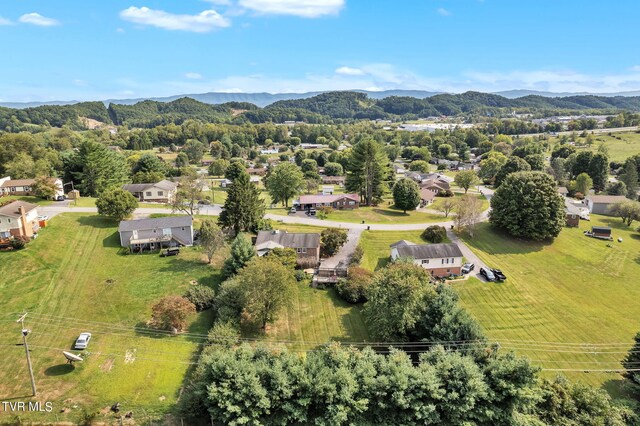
(321, 228), (363, 269)
(447, 229), (490, 282)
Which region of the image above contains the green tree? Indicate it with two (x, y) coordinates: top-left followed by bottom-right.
(222, 234), (255, 278)
(132, 171), (165, 184)
(235, 257), (296, 329)
(623, 332), (640, 391)
(132, 153), (166, 175)
(478, 151), (507, 183)
(621, 158), (639, 200)
(224, 160), (246, 181)
(305, 178), (319, 195)
(71, 141), (129, 197)
(218, 170), (265, 234)
(494, 156), (531, 187)
(588, 152), (609, 192)
(575, 172), (593, 195)
(524, 153), (545, 171)
(265, 162), (304, 207)
(31, 176), (59, 200)
(363, 262), (435, 341)
(335, 267), (374, 303)
(392, 178), (421, 213)
(409, 160), (430, 172)
(345, 139), (390, 205)
(208, 159), (230, 177)
(95, 188), (139, 221)
(184, 139), (206, 164)
(454, 194), (484, 237)
(610, 200), (640, 226)
(267, 247), (298, 269)
(4, 152), (36, 179)
(421, 225), (446, 243)
(171, 174), (204, 217)
(301, 158), (320, 180)
(454, 170), (480, 193)
(184, 285), (216, 312)
(199, 219), (226, 264)
(320, 228), (348, 257)
(175, 152), (190, 168)
(323, 162), (343, 176)
(490, 171), (565, 240)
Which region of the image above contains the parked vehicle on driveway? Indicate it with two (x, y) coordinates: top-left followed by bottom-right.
(289, 207), (297, 214)
(74, 332), (92, 349)
(479, 267), (495, 282)
(307, 208), (317, 216)
(491, 269), (507, 281)
(461, 263), (475, 274)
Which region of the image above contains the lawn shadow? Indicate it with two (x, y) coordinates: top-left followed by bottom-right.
(103, 232), (121, 248)
(44, 364), (75, 376)
(372, 208), (411, 218)
(76, 215), (118, 229)
(375, 257), (390, 271)
(601, 378), (635, 400)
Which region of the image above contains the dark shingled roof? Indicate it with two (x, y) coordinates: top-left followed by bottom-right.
(255, 230), (320, 249)
(0, 200), (38, 217)
(396, 243), (463, 259)
(118, 216), (192, 232)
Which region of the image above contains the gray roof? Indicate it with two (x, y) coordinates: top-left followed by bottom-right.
(118, 216), (192, 232)
(395, 243), (463, 259)
(390, 240), (416, 248)
(122, 179), (177, 193)
(255, 230), (320, 249)
(0, 200), (38, 218)
(589, 195), (627, 204)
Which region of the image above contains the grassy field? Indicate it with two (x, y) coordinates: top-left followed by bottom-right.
(453, 216), (640, 394)
(0, 214), (221, 422)
(430, 192), (489, 214)
(359, 229), (436, 271)
(71, 197), (171, 209)
(0, 195), (54, 206)
(0, 213), (366, 422)
(269, 204), (448, 224)
(550, 131), (640, 162)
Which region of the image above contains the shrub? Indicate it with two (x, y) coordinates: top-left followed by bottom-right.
(206, 321), (240, 347)
(10, 236), (28, 250)
(437, 164), (447, 171)
(335, 267), (374, 304)
(349, 245), (364, 266)
(294, 270), (308, 282)
(437, 189), (454, 197)
(421, 225), (446, 243)
(184, 285), (216, 311)
(150, 296), (196, 332)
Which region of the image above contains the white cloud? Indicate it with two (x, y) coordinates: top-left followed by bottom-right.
(238, 0), (344, 17)
(119, 6), (230, 32)
(185, 72), (203, 79)
(0, 16), (13, 25)
(18, 13), (60, 26)
(335, 66), (365, 76)
(436, 7), (451, 16)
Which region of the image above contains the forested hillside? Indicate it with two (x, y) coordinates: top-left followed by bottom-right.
(3, 91), (640, 131)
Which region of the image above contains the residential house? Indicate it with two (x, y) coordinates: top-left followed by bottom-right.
(419, 188), (438, 206)
(118, 216), (193, 252)
(295, 193), (359, 211)
(321, 185), (334, 195)
(392, 164), (406, 176)
(558, 186), (569, 197)
(0, 200), (39, 239)
(247, 167), (267, 176)
(420, 177), (451, 197)
(564, 200), (581, 227)
(390, 241), (463, 277)
(121, 180), (178, 203)
(0, 176), (64, 199)
(584, 195), (627, 215)
(320, 175), (346, 186)
(255, 230), (320, 266)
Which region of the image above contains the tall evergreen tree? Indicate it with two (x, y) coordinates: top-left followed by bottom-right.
(218, 170), (265, 234)
(621, 158), (639, 200)
(345, 139), (390, 205)
(588, 152), (609, 192)
(392, 178), (421, 213)
(70, 141), (129, 197)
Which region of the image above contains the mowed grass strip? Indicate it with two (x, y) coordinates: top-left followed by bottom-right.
(453, 216), (640, 393)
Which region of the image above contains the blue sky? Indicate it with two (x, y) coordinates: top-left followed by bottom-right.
(1, 0), (640, 101)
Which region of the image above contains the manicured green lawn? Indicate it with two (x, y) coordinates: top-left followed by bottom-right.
(0, 214), (220, 422)
(0, 195), (54, 206)
(360, 229), (435, 271)
(71, 197), (171, 209)
(453, 216), (640, 393)
(429, 192), (489, 214)
(269, 204), (447, 224)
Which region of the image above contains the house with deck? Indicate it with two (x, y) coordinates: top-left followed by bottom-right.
(0, 200), (40, 239)
(255, 230), (320, 266)
(118, 216), (193, 252)
(122, 180), (178, 203)
(390, 240), (463, 277)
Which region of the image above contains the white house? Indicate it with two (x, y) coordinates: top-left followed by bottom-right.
(122, 180), (178, 203)
(0, 176), (64, 199)
(390, 241), (463, 277)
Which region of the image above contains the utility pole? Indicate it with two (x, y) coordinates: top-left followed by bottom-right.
(16, 313), (37, 396)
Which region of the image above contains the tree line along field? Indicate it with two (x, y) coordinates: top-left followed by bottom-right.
(453, 216), (640, 395)
(0, 214), (368, 423)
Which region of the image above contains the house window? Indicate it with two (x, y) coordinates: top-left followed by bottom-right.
(349, 201), (355, 205)
(162, 228), (172, 236)
(146, 191), (152, 196)
(11, 187), (16, 192)
(421, 259), (429, 264)
(158, 191), (164, 196)
(441, 259), (445, 264)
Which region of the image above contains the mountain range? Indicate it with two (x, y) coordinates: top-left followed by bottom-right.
(4, 89), (640, 109)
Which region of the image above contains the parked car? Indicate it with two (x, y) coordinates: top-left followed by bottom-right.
(74, 332), (92, 349)
(56, 195), (65, 201)
(289, 207), (297, 214)
(308, 208), (317, 216)
(479, 267), (495, 282)
(461, 263), (475, 274)
(491, 269), (507, 281)
(160, 247), (180, 257)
